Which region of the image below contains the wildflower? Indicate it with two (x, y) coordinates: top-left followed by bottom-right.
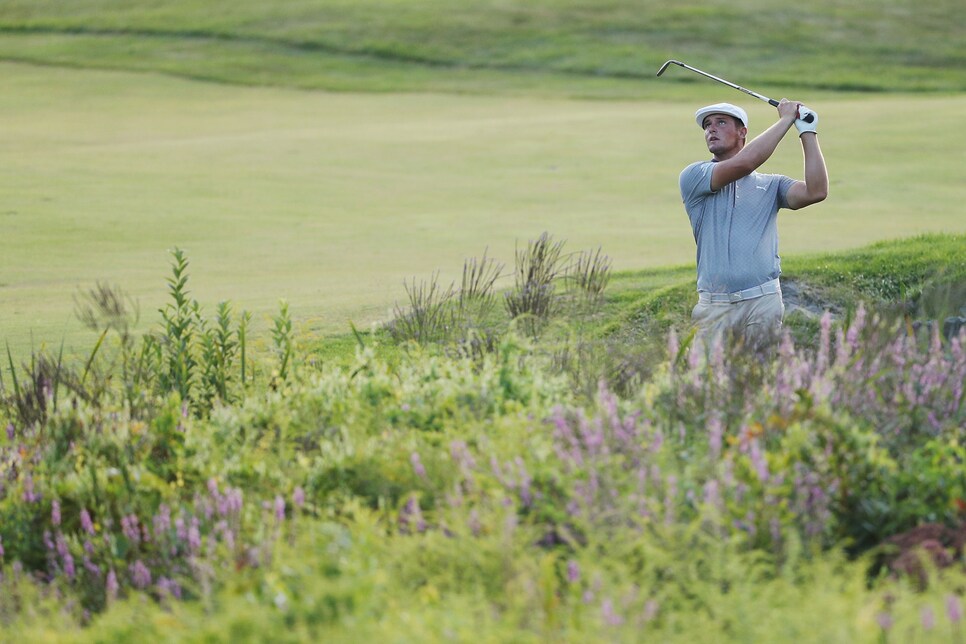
(80, 509), (95, 535)
(601, 598), (623, 626)
(467, 509), (481, 536)
(106, 569), (119, 601)
(707, 413), (723, 459)
(399, 495), (426, 534)
(411, 451), (427, 479)
(876, 612), (893, 631)
(274, 495), (286, 522)
(55, 533), (70, 559)
(643, 599), (659, 622)
(187, 518), (202, 554)
(702, 479), (721, 510)
(51, 500), (61, 526)
(5, 423), (13, 441)
(216, 492), (230, 517)
(121, 515), (140, 544)
(449, 440), (476, 473)
(22, 475), (40, 503)
(228, 488), (244, 514)
(566, 560), (580, 583)
(292, 486), (305, 509)
(921, 606), (935, 631)
(749, 440), (769, 483)
(83, 541), (100, 577)
(63, 552), (76, 581)
(129, 560), (151, 589)
(157, 577), (178, 598)
(0, 535), (4, 558)
(154, 504), (171, 537)
(947, 594), (963, 624)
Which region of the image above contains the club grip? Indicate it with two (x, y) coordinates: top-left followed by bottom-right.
(770, 99), (816, 123)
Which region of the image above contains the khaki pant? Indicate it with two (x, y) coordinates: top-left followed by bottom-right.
(691, 291), (784, 350)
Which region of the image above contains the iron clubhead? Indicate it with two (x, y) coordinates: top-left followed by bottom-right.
(656, 59), (683, 77)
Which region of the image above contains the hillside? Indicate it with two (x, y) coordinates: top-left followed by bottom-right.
(0, 0), (963, 95)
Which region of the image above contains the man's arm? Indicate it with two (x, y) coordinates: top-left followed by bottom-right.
(785, 131), (829, 209)
(710, 99), (800, 191)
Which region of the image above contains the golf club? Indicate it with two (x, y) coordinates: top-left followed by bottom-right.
(656, 59), (815, 123)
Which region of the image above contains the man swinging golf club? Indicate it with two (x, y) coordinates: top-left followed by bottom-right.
(680, 98), (828, 349)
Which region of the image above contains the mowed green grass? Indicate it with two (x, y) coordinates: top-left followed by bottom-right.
(2, 61), (965, 360)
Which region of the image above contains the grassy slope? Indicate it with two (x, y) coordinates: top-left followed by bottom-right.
(0, 0), (963, 94)
(310, 233), (966, 368)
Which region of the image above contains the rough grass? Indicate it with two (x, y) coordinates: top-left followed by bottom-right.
(312, 233), (966, 367)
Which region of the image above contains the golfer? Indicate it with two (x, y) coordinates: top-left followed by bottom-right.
(679, 99), (828, 348)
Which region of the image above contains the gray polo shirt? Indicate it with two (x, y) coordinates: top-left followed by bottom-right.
(680, 160), (796, 293)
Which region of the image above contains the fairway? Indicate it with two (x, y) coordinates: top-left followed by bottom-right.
(3, 62), (965, 357)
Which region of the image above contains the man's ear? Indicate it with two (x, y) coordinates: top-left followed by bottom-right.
(739, 126), (747, 142)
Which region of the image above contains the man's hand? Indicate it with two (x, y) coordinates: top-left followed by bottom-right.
(777, 98), (800, 122)
(795, 107), (818, 135)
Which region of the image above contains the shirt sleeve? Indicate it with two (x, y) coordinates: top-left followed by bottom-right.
(679, 161), (715, 209)
(776, 175), (797, 209)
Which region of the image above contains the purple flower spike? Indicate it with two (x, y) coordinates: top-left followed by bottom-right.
(154, 504), (171, 537)
(121, 515), (141, 544)
(411, 451), (428, 479)
(921, 606), (935, 631)
(106, 569), (119, 601)
(947, 594), (963, 624)
(22, 475), (40, 503)
(129, 560), (151, 589)
(566, 560), (580, 583)
(5, 423), (13, 441)
(600, 598), (623, 626)
(876, 612), (893, 631)
(293, 486), (305, 509)
(51, 500), (61, 526)
(274, 495), (286, 522)
(80, 509), (95, 535)
(63, 553), (76, 581)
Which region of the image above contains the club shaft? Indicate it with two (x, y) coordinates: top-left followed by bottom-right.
(672, 61), (774, 105)
(657, 59), (814, 123)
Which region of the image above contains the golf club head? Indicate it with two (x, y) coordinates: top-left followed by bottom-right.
(656, 59), (683, 77)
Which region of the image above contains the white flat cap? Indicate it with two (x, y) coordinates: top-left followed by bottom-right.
(695, 103), (748, 128)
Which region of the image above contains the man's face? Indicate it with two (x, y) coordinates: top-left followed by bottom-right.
(702, 114), (746, 157)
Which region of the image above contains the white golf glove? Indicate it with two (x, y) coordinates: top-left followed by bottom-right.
(795, 106), (818, 135)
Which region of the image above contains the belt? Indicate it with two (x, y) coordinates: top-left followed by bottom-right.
(698, 278), (781, 304)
